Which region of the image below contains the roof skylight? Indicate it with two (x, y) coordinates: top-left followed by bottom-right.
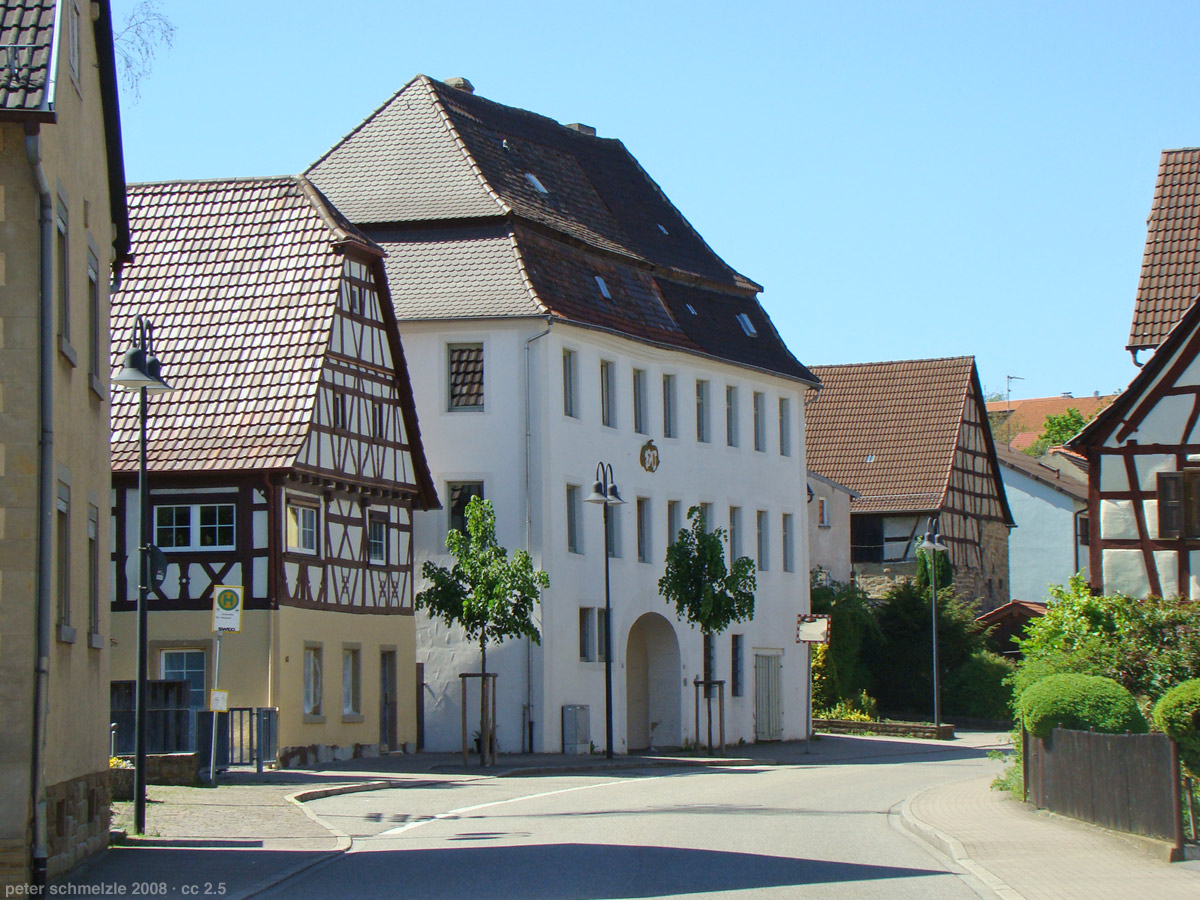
(594, 275), (612, 299)
(657, 224), (670, 235)
(735, 313), (758, 336)
(524, 172), (549, 194)
(685, 304), (697, 315)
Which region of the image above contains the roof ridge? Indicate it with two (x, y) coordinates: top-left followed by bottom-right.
(303, 76), (421, 176)
(296, 176), (385, 257)
(811, 354), (974, 370)
(505, 229), (551, 317)
(128, 174), (300, 189)
(422, 76), (510, 216)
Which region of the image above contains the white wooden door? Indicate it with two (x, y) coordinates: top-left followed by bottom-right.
(754, 654), (782, 741)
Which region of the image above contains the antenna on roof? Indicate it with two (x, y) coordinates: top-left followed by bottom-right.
(1005, 374), (1024, 413)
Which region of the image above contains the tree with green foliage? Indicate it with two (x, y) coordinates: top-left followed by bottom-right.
(810, 573), (878, 706)
(417, 496), (548, 676)
(659, 506), (756, 688)
(1015, 574), (1200, 701)
(1153, 680), (1200, 777)
(1025, 408), (1090, 456)
(1018, 673), (1147, 737)
(913, 546), (953, 594)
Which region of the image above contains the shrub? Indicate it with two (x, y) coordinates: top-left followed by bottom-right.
(1152, 679), (1200, 777)
(1018, 673), (1147, 738)
(810, 574), (878, 704)
(945, 650), (1014, 720)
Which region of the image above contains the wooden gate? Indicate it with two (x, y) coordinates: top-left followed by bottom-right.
(754, 654), (782, 741)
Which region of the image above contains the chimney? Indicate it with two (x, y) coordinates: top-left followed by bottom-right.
(565, 123), (596, 136)
(445, 77), (475, 94)
(1061, 391), (1073, 398)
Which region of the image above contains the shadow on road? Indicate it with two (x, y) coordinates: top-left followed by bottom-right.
(262, 842), (950, 899)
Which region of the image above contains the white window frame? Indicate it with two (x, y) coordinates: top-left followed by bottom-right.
(633, 368), (648, 435)
(636, 497), (651, 563)
(756, 510), (769, 571)
(782, 512), (795, 573)
(342, 646), (362, 718)
(818, 497), (831, 528)
(600, 360), (616, 428)
(155, 502), (236, 552)
(286, 502), (320, 556)
(367, 512), (388, 565)
(663, 373), (677, 438)
(579, 607), (596, 662)
(753, 392), (766, 452)
(304, 645), (323, 717)
(563, 348), (579, 418)
(729, 506), (742, 560)
(725, 385), (739, 447)
(696, 380), (711, 443)
(779, 397), (792, 457)
(667, 500), (682, 546)
(566, 484), (582, 554)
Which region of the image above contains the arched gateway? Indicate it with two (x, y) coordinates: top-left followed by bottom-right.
(625, 613), (682, 750)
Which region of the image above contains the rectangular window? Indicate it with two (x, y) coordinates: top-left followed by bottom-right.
(579, 608), (595, 661)
(367, 513), (387, 565)
(562, 349), (578, 418)
(87, 505), (100, 639)
(600, 360), (616, 428)
(818, 497), (830, 527)
(286, 503), (319, 555)
(56, 202), (70, 345)
(161, 649), (206, 711)
(696, 380), (710, 443)
(699, 502), (713, 533)
(753, 392), (766, 452)
(87, 252), (100, 379)
(636, 497), (651, 563)
(756, 510), (769, 571)
(782, 513), (795, 573)
(731, 634), (744, 697)
(729, 506), (742, 560)
(342, 647), (361, 717)
(667, 500), (682, 546)
(606, 504), (620, 558)
(304, 645), (323, 716)
(155, 503), (236, 551)
(725, 385), (739, 447)
(597, 607), (608, 662)
(371, 401), (385, 440)
(779, 397), (792, 457)
(448, 343), (484, 411)
(662, 374), (677, 438)
(67, 3), (81, 79)
(448, 482), (484, 536)
(1078, 515), (1090, 547)
(57, 484), (70, 630)
(633, 368), (648, 435)
(333, 394), (348, 431)
(566, 484), (582, 554)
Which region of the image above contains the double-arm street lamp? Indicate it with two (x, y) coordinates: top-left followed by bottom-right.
(918, 524), (948, 729)
(585, 462), (624, 759)
(111, 315), (174, 835)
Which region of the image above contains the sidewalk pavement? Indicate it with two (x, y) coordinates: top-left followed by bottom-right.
(901, 771), (1200, 900)
(61, 731), (1200, 900)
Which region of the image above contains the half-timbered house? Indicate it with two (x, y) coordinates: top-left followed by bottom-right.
(805, 357), (1014, 609)
(109, 176), (437, 766)
(306, 75), (819, 753)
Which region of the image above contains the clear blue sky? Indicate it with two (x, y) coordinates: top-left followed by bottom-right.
(113, 0), (1200, 401)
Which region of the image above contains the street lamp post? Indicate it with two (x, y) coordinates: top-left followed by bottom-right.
(585, 462), (624, 759)
(111, 315), (174, 835)
(918, 525), (948, 729)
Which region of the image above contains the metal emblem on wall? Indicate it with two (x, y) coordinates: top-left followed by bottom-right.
(639, 439), (660, 473)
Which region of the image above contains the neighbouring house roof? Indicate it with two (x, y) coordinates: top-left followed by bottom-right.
(309, 75), (815, 385)
(995, 443), (1088, 503)
(1041, 446), (1089, 481)
(975, 598), (1046, 627)
(1128, 148), (1200, 352)
(986, 394), (1115, 451)
(807, 470), (860, 499)
(806, 356), (1010, 521)
(110, 176), (435, 506)
(1, 0), (130, 262)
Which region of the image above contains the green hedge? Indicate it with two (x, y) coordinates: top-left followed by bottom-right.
(945, 650), (1014, 720)
(1018, 673), (1147, 738)
(1153, 679), (1200, 776)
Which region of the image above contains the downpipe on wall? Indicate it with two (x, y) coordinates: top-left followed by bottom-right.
(523, 319), (552, 752)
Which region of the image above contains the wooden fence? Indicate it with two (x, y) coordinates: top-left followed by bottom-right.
(1024, 727), (1182, 846)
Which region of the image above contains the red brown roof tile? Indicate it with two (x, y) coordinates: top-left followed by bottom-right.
(0, 0), (55, 112)
(1129, 148), (1200, 350)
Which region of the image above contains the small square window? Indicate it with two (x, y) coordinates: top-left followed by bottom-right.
(287, 503), (319, 555)
(368, 514), (387, 565)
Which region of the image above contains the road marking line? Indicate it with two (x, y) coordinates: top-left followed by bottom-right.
(376, 773), (680, 837)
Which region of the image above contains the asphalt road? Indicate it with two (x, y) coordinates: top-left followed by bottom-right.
(265, 739), (1005, 899)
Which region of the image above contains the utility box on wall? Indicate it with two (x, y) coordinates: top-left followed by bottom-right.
(562, 705), (591, 754)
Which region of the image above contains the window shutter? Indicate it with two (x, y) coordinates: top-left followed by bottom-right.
(1158, 472), (1183, 539)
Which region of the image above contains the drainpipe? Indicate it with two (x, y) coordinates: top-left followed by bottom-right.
(26, 128), (53, 889)
(522, 318), (552, 752)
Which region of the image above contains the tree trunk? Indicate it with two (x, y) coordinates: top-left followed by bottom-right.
(480, 637), (490, 764)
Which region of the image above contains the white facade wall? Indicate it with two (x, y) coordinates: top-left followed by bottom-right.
(999, 468), (1086, 603)
(807, 477), (852, 584)
(405, 318), (811, 753)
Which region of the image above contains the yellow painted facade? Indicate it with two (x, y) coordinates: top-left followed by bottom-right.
(0, 3), (124, 885)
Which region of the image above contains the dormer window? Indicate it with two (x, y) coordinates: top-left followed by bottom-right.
(735, 313), (757, 336)
(594, 275), (612, 299)
(685, 304), (697, 315)
(525, 173), (549, 194)
(657, 224), (669, 235)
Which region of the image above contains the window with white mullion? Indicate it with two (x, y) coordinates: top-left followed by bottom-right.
(155, 503), (236, 551)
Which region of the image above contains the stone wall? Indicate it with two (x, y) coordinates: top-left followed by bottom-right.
(46, 769), (110, 881)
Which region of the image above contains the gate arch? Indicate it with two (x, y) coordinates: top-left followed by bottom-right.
(625, 612), (681, 750)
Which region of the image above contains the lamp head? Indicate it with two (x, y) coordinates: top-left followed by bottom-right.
(143, 353), (175, 395)
(585, 480), (608, 504)
(605, 483), (626, 506)
(112, 346), (156, 391)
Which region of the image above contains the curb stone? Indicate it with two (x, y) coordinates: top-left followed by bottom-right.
(897, 791), (1027, 900)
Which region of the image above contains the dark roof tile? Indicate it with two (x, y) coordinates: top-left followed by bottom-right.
(0, 0), (54, 111)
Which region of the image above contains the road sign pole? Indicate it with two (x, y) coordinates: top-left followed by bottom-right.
(209, 630), (222, 784)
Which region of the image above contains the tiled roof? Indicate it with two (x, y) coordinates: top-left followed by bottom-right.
(1129, 148), (1200, 350)
(373, 223), (543, 320)
(986, 394), (1115, 450)
(0, 0), (55, 112)
(994, 443), (1088, 502)
(805, 357), (976, 514)
(308, 75), (758, 292)
(111, 177), (378, 473)
(975, 599), (1046, 627)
